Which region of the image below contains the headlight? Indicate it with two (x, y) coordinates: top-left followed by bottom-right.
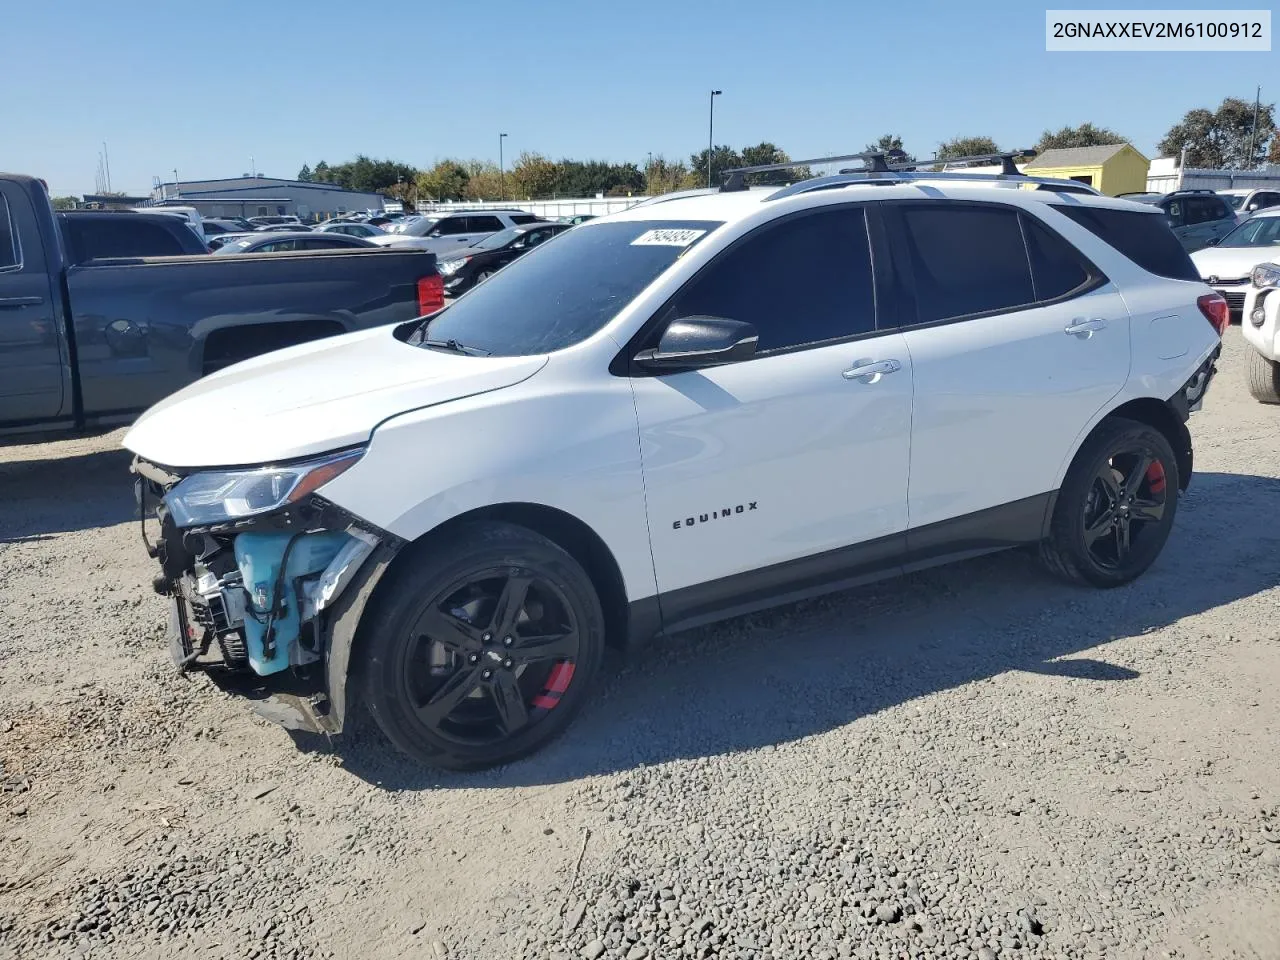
(163, 448), (363, 527)
(438, 258), (469, 276)
(1251, 262), (1280, 289)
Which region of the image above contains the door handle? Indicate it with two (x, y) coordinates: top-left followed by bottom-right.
(1064, 317), (1107, 338)
(842, 358), (902, 382)
(0, 296), (43, 308)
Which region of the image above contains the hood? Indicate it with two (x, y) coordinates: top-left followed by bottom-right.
(123, 325), (547, 468)
(368, 234), (430, 248)
(1189, 245), (1278, 282)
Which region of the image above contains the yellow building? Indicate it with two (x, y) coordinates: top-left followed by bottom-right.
(1023, 144), (1150, 196)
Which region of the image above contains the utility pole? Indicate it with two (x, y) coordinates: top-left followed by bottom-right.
(499, 132), (508, 201)
(1248, 85), (1262, 168)
(102, 142), (112, 193)
(173, 169), (179, 199)
(707, 90), (722, 188)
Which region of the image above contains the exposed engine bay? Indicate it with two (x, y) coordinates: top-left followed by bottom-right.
(133, 456), (398, 727)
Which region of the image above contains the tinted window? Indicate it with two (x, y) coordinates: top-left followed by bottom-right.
(897, 205), (1033, 323)
(467, 215), (504, 232)
(510, 214), (541, 225)
(1053, 206), (1199, 281)
(67, 218), (185, 260)
(0, 196), (17, 269)
(674, 207), (875, 351)
(417, 220), (721, 357)
(435, 217), (471, 236)
(1218, 216), (1280, 248)
(1186, 197), (1224, 225)
(1022, 215), (1093, 300)
(1259, 193), (1280, 209)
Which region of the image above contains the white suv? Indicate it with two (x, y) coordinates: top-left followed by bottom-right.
(1242, 259), (1280, 402)
(126, 166), (1225, 770)
(369, 210), (543, 256)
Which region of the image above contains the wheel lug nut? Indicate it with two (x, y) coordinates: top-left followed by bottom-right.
(468, 653), (479, 664)
(482, 633), (492, 642)
(503, 636), (514, 646)
(482, 669), (493, 679)
(503, 658), (513, 669)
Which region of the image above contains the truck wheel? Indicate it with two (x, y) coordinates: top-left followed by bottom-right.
(1246, 349), (1280, 403)
(1039, 417), (1179, 588)
(360, 522), (605, 770)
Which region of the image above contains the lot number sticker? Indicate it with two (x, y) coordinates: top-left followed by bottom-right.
(631, 228), (707, 247)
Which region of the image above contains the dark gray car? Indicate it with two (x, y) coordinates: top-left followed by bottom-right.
(1128, 189), (1239, 252)
(213, 232), (376, 255)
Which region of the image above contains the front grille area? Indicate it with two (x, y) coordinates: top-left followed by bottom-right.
(1223, 291), (1247, 313)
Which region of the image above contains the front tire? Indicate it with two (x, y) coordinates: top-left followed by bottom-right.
(1247, 349), (1280, 403)
(1039, 417), (1179, 588)
(360, 522), (605, 770)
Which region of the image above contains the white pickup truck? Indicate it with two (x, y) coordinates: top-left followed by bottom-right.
(1242, 261), (1280, 402)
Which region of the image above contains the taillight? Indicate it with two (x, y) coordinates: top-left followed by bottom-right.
(1197, 293), (1229, 337)
(417, 274), (445, 315)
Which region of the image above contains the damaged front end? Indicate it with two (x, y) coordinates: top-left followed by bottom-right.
(133, 451), (402, 734)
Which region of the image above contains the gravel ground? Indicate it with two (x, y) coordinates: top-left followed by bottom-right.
(2, 329), (1279, 960)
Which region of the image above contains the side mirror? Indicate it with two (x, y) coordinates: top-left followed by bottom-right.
(1205, 237), (1220, 246)
(634, 317), (758, 371)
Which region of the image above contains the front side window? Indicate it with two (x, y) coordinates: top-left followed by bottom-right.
(672, 207), (876, 352)
(416, 219), (721, 357)
(896, 204), (1034, 324)
(510, 214), (541, 224)
(1227, 194), (1247, 210)
(0, 196), (18, 269)
(472, 227), (520, 250)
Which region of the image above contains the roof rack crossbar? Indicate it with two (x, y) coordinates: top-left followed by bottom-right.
(719, 149), (1037, 192)
(764, 169), (1100, 202)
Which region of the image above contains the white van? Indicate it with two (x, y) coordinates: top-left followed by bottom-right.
(134, 205), (205, 242)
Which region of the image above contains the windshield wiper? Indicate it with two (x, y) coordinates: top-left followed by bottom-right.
(421, 338), (491, 356)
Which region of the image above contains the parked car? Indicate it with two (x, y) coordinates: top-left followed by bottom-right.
(316, 221), (386, 238)
(257, 222), (313, 232)
(213, 232), (377, 254)
(249, 215), (302, 227)
(1242, 260), (1280, 401)
(125, 164), (1224, 771)
(0, 172), (443, 437)
(57, 210), (210, 260)
(561, 214), (596, 225)
(206, 232), (255, 251)
(438, 222), (571, 294)
(1218, 188), (1280, 217)
(201, 219), (247, 241)
(1189, 209), (1280, 321)
(370, 210), (545, 257)
(132, 205), (206, 242)
(1128, 189), (1238, 252)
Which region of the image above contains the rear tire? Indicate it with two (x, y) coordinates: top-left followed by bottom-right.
(1039, 417), (1179, 588)
(1247, 348), (1280, 403)
(360, 522), (605, 770)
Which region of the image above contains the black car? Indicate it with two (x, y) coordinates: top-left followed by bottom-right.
(212, 232), (376, 254)
(437, 221), (570, 293)
(57, 210), (210, 260)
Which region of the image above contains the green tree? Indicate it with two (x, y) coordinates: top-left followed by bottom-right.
(463, 160), (504, 200)
(312, 160), (331, 182)
(416, 160), (470, 201)
(644, 155), (688, 195)
(508, 152), (559, 199)
(737, 142), (811, 184)
(1036, 123), (1127, 151)
(936, 136), (1001, 161)
(50, 196), (78, 210)
(296, 163), (314, 182)
(1159, 97), (1276, 168)
(864, 134), (914, 163)
(686, 145), (743, 188)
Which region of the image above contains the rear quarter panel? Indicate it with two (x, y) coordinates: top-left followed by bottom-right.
(65, 248), (437, 418)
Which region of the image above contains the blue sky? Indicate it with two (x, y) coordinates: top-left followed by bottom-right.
(4, 0), (1275, 196)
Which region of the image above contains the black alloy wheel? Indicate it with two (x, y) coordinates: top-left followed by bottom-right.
(1040, 417), (1180, 587)
(362, 522), (605, 769)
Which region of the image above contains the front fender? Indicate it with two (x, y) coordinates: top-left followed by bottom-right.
(322, 541), (401, 732)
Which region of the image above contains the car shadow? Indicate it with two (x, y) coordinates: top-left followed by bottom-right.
(0, 447), (137, 537)
(328, 470), (1280, 791)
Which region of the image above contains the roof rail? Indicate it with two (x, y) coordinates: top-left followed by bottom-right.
(719, 149), (1036, 193)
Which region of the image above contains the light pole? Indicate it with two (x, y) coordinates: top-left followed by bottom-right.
(707, 90), (722, 188)
(499, 132), (508, 200)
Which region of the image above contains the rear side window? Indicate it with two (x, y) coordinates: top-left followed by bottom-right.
(510, 214), (541, 225)
(67, 218), (185, 260)
(1186, 196), (1224, 225)
(1053, 206), (1199, 281)
(1022, 215), (1094, 301)
(467, 215), (504, 232)
(674, 207), (876, 352)
(896, 205), (1034, 323)
(436, 217), (472, 236)
(0, 196), (18, 269)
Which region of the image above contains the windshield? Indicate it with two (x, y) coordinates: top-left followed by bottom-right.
(416, 219), (722, 356)
(394, 217), (438, 236)
(1217, 215), (1280, 248)
(1225, 194), (1247, 210)
(471, 227), (521, 250)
